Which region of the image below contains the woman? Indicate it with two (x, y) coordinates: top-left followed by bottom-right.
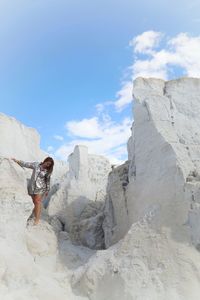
(11, 156), (54, 225)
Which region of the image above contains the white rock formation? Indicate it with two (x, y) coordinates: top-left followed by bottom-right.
(47, 145), (111, 248)
(103, 161), (129, 248)
(71, 77), (200, 300)
(72, 219), (200, 300)
(2, 77), (200, 299)
(103, 77), (200, 248)
(0, 112), (45, 161)
(0, 112), (68, 188)
(127, 77), (200, 243)
(0, 113), (88, 299)
(0, 156), (85, 300)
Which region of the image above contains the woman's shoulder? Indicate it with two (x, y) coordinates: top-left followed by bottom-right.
(35, 162), (42, 169)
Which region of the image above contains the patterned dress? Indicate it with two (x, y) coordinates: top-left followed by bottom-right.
(17, 160), (51, 196)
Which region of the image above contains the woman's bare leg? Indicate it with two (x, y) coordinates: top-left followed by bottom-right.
(27, 196), (35, 221)
(32, 194), (43, 225)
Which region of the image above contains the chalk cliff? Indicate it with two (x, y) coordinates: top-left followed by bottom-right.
(2, 77), (200, 299)
(47, 144), (111, 249)
(72, 77), (200, 300)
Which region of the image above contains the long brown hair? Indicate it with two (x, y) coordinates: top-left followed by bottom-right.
(40, 157), (54, 174)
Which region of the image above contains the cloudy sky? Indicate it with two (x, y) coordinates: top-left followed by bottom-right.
(1, 0), (200, 164)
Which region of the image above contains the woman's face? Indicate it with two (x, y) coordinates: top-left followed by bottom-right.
(42, 161), (52, 169)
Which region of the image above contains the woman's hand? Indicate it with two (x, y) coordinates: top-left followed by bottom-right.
(11, 158), (18, 163)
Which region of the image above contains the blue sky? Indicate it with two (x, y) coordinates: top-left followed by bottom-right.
(1, 0), (200, 164)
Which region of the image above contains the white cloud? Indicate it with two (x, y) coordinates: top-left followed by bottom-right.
(113, 31), (200, 111)
(114, 81), (133, 112)
(129, 30), (163, 55)
(131, 49), (172, 79)
(95, 101), (114, 114)
(55, 115), (132, 165)
(131, 31), (200, 79)
(95, 103), (105, 113)
(168, 33), (200, 76)
(65, 117), (103, 138)
(54, 135), (64, 141)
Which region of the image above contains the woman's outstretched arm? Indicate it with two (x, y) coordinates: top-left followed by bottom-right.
(11, 158), (37, 169)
